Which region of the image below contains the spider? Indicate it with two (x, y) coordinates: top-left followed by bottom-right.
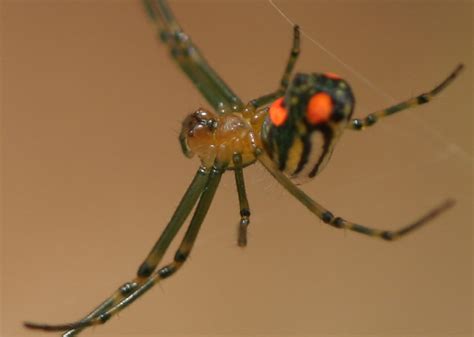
(24, 0), (464, 335)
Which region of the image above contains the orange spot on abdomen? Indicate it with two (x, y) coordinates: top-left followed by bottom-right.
(324, 72), (341, 80)
(269, 97), (288, 126)
(307, 93), (333, 124)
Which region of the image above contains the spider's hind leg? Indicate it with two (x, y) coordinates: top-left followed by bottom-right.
(347, 64), (464, 130)
(247, 25), (301, 111)
(259, 154), (455, 241)
(233, 153), (251, 247)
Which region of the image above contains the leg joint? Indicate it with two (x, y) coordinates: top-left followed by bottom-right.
(332, 217), (344, 228)
(365, 114), (377, 125)
(321, 211), (334, 223)
(240, 208), (251, 217)
(120, 282), (138, 296)
(381, 231), (396, 241)
(351, 119), (363, 130)
(98, 313), (111, 324)
(137, 263), (154, 278)
(291, 49), (300, 57)
(417, 94), (430, 104)
(158, 265), (176, 279)
(174, 250), (188, 263)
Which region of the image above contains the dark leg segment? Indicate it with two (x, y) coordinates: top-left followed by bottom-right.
(259, 154), (455, 241)
(137, 166), (210, 278)
(347, 64), (464, 130)
(233, 153), (251, 247)
(144, 0), (243, 113)
(249, 25), (300, 109)
(25, 167), (211, 336)
(25, 164), (224, 333)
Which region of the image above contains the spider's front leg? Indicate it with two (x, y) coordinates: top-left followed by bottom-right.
(347, 64), (464, 130)
(144, 0), (243, 113)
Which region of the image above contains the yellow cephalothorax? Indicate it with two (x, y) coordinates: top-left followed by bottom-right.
(180, 108), (258, 169)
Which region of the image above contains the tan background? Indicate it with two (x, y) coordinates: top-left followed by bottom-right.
(1, 1), (472, 337)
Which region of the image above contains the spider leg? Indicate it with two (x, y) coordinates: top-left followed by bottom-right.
(233, 153), (251, 247)
(248, 25), (301, 110)
(347, 64), (464, 130)
(144, 0), (243, 113)
(24, 166), (214, 336)
(258, 154), (455, 241)
(25, 164), (224, 333)
(136, 167), (210, 278)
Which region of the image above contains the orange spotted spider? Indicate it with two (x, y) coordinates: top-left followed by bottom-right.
(24, 0), (463, 335)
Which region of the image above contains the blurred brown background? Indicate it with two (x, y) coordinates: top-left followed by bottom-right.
(2, 1), (472, 337)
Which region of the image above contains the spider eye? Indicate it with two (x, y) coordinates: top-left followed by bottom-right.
(306, 92), (333, 125)
(269, 97), (288, 126)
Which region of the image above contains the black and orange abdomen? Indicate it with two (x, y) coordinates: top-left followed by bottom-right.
(262, 73), (355, 181)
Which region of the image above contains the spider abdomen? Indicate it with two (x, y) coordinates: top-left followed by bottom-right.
(261, 72), (355, 181)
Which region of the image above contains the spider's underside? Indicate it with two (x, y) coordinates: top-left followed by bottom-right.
(24, 0), (463, 335)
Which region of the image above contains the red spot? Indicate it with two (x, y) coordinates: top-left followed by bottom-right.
(307, 93), (333, 124)
(269, 97), (288, 126)
(324, 72), (341, 80)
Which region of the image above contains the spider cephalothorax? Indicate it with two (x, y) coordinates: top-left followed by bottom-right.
(262, 72), (355, 180)
(180, 108), (257, 168)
